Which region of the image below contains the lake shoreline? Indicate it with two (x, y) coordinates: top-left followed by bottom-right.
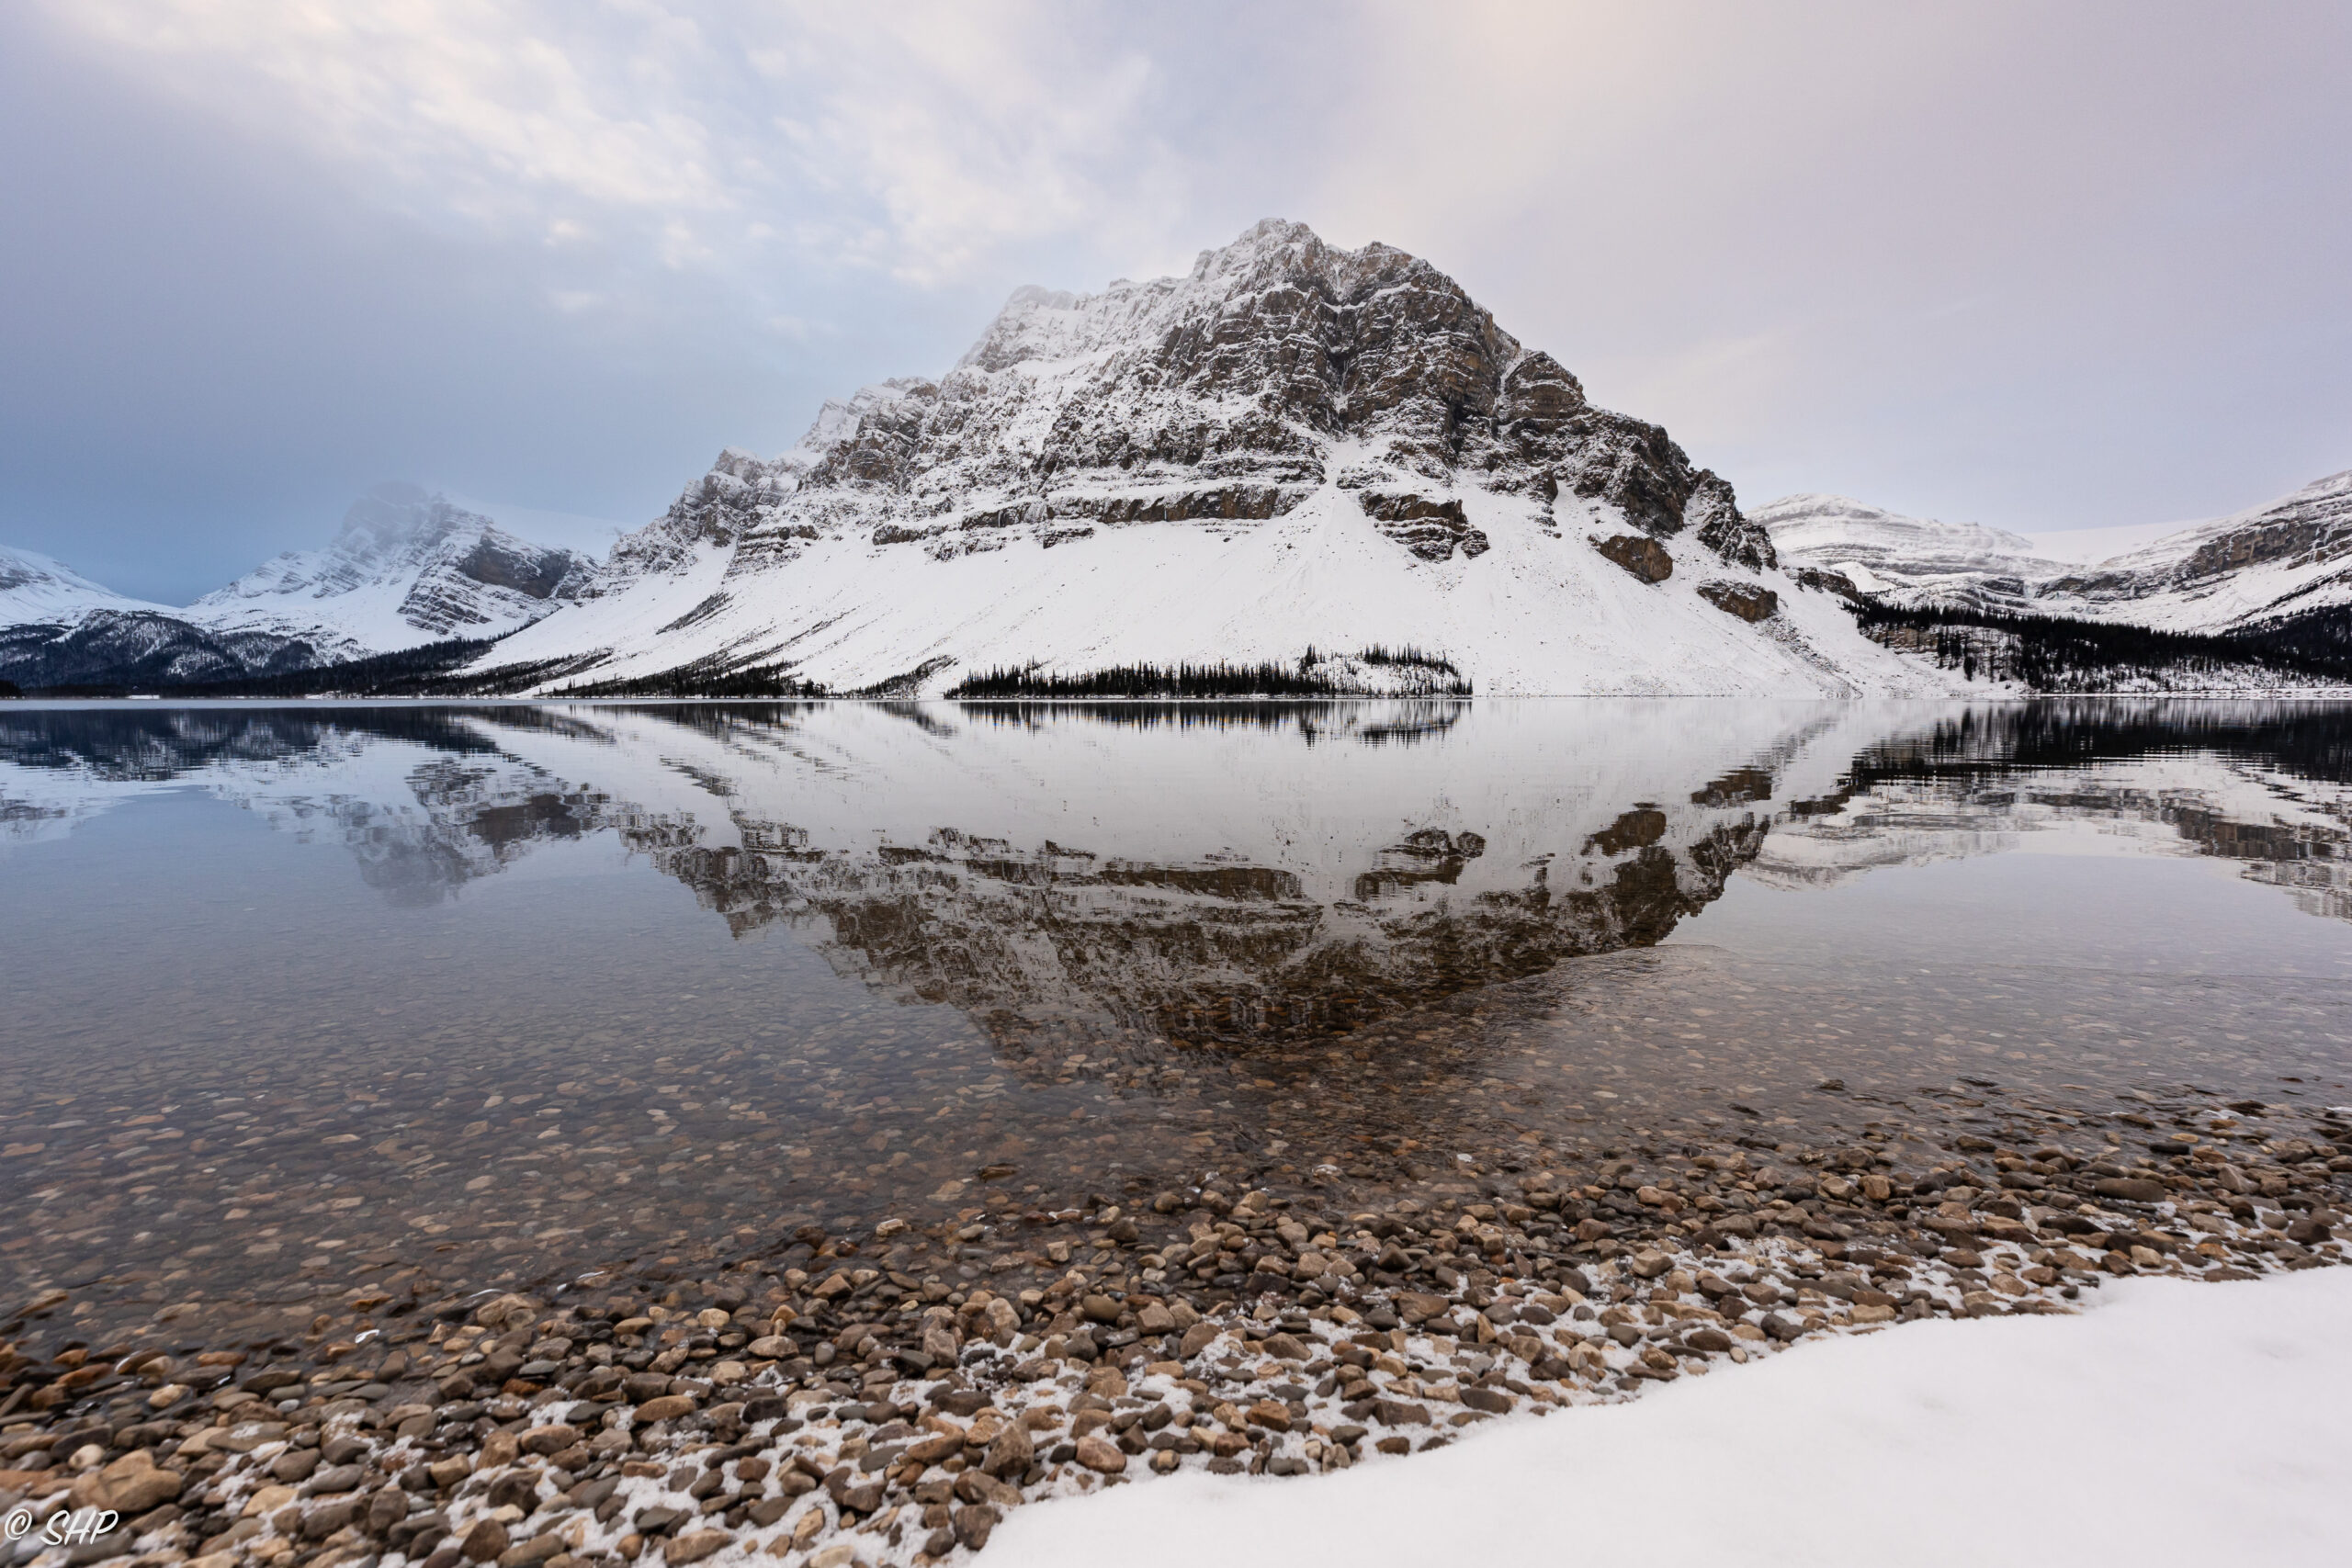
(5, 1085), (2344, 1568)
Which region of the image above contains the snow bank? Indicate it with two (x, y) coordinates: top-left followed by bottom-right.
(989, 1267), (2352, 1568)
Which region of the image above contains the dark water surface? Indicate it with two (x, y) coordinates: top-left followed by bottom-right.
(5, 698), (2350, 1348)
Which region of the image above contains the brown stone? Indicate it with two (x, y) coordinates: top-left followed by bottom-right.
(73, 1451), (184, 1516)
(519, 1424), (580, 1457)
(1073, 1435), (1127, 1474)
(2096, 1178), (2168, 1204)
(954, 1504), (1001, 1551)
(663, 1530), (732, 1566)
(906, 1429), (963, 1464)
(980, 1422), (1033, 1480)
(1595, 534), (1672, 583)
(461, 1519), (511, 1563)
(300, 1498), (363, 1540)
(1244, 1400), (1293, 1432)
(1697, 581), (1777, 622)
(497, 1535), (567, 1568)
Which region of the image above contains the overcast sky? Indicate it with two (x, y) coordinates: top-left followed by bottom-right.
(6, 1), (2347, 604)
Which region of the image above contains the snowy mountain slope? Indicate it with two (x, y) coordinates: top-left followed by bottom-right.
(1760, 470), (2352, 641)
(2033, 469), (2352, 636)
(190, 482), (593, 661)
(1, 486), (596, 690)
(0, 544), (331, 689)
(472, 220), (1964, 697)
(1749, 494), (2072, 614)
(0, 546), (176, 625)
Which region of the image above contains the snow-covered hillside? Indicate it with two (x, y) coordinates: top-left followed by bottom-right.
(0, 541), (324, 690)
(1761, 470), (2352, 640)
(0, 546), (175, 625)
(469, 221), (1960, 697)
(191, 482), (592, 661)
(2035, 469), (2352, 636)
(1749, 495), (2070, 615)
(0, 484), (594, 690)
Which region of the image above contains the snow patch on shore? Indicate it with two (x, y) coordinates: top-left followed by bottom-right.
(991, 1267), (2352, 1568)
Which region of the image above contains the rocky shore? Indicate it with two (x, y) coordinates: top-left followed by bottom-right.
(5, 1090), (2346, 1568)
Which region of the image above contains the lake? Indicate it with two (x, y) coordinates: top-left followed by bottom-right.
(5, 698), (2350, 1357)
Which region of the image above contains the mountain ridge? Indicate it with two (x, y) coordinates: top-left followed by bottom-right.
(9, 222), (2346, 697)
(1761, 469), (2352, 641)
(458, 219), (1935, 697)
(0, 485), (591, 690)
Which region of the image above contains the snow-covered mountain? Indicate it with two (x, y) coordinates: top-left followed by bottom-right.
(466, 220), (1952, 697)
(1749, 495), (2072, 615)
(0, 546), (175, 625)
(1760, 470), (2352, 640)
(2036, 470), (2352, 637)
(190, 482), (593, 661)
(0, 485), (593, 690)
(0, 543), (321, 690)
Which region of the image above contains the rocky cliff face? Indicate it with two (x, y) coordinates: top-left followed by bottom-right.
(615, 221), (1778, 578)
(476, 220), (1917, 698)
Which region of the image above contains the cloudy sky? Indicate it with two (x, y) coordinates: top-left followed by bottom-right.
(5, 1), (2347, 604)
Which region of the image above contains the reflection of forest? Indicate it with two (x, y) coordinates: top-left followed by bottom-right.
(1751, 703), (2352, 918)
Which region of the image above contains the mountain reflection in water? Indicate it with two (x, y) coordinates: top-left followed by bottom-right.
(5, 698), (2350, 1342)
(7, 700), (2350, 1010)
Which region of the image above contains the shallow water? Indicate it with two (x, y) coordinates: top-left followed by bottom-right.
(4, 697), (2350, 1348)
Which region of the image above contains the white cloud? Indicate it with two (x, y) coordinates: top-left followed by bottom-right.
(15, 0), (2348, 547)
(36, 0), (1184, 290)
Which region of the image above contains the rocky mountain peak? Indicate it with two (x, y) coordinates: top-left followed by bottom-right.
(605, 219), (1774, 579)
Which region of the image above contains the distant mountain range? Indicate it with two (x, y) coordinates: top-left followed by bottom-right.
(0, 485), (589, 691)
(1755, 474), (2352, 684)
(2, 220), (2345, 697)
(1759, 471), (2352, 637)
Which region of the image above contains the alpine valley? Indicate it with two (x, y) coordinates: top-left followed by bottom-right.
(5, 221), (2347, 697)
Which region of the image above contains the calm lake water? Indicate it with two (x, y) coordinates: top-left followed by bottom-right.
(5, 698), (2350, 1348)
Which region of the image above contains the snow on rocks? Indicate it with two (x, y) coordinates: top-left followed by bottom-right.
(994, 1265), (2352, 1568)
(189, 484), (593, 664)
(3, 1090), (2343, 1568)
